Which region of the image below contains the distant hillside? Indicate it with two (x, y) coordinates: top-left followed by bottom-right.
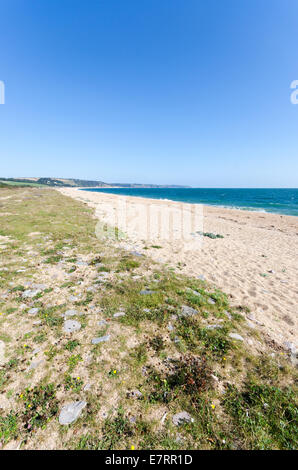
(0, 177), (189, 188)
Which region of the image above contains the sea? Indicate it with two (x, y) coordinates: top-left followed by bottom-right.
(83, 188), (298, 217)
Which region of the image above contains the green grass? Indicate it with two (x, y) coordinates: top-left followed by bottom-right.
(223, 381), (298, 449)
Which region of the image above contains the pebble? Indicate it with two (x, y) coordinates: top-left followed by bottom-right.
(172, 411), (194, 426)
(22, 289), (41, 298)
(127, 390), (143, 399)
(140, 289), (154, 295)
(229, 333), (244, 341)
(59, 401), (87, 425)
(130, 251), (143, 257)
(191, 290), (201, 296)
(98, 320), (108, 326)
(33, 320), (42, 326)
(0, 340), (6, 365)
(28, 307), (39, 316)
(113, 312), (125, 318)
(83, 383), (91, 392)
(181, 305), (198, 317)
(206, 324), (223, 330)
(29, 359), (45, 370)
(69, 295), (81, 302)
(284, 341), (297, 355)
(208, 298), (216, 305)
(224, 310), (232, 320)
(63, 320), (81, 333)
(63, 309), (79, 318)
(92, 335), (110, 344)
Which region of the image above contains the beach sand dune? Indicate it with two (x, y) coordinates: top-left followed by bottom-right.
(59, 188), (298, 349)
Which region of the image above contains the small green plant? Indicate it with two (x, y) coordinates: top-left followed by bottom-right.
(20, 384), (58, 431)
(67, 354), (82, 372)
(64, 374), (83, 393)
(65, 340), (80, 352)
(149, 335), (165, 353)
(130, 343), (148, 365)
(0, 411), (19, 443)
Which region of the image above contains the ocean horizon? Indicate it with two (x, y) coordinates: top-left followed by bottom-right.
(83, 187), (298, 217)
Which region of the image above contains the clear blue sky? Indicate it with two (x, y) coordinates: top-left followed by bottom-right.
(0, 0), (298, 187)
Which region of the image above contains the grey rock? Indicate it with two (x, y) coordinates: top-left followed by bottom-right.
(247, 314), (264, 326)
(76, 261), (89, 267)
(127, 389), (143, 399)
(191, 290), (201, 296)
(69, 295), (81, 302)
(206, 324), (223, 330)
(284, 341), (296, 355)
(113, 311), (125, 318)
(168, 323), (174, 331)
(22, 289), (41, 298)
(130, 251), (143, 257)
(224, 310), (232, 320)
(0, 340), (6, 366)
(33, 320), (42, 326)
(63, 320), (81, 333)
(86, 286), (97, 293)
(28, 307), (39, 316)
(229, 333), (244, 341)
(172, 411), (194, 426)
(63, 309), (78, 317)
(246, 320), (256, 329)
(83, 383), (91, 392)
(181, 305), (198, 317)
(59, 401), (87, 425)
(29, 359), (45, 370)
(98, 320), (108, 326)
(92, 335), (110, 344)
(198, 275), (206, 281)
(129, 416), (137, 424)
(140, 289), (154, 295)
(32, 347), (41, 355)
(208, 298), (216, 305)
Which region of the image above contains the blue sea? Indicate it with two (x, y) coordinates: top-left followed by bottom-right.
(83, 188), (298, 217)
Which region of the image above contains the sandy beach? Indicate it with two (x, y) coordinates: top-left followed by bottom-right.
(59, 188), (298, 350)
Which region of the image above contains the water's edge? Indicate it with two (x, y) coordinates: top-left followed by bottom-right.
(81, 188), (298, 217)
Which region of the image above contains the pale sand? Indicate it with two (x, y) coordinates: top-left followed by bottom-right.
(59, 188), (298, 349)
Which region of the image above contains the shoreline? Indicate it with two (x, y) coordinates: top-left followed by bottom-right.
(59, 187), (298, 350)
(77, 187), (298, 218)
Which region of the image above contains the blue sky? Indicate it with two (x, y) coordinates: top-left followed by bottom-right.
(0, 0), (298, 187)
